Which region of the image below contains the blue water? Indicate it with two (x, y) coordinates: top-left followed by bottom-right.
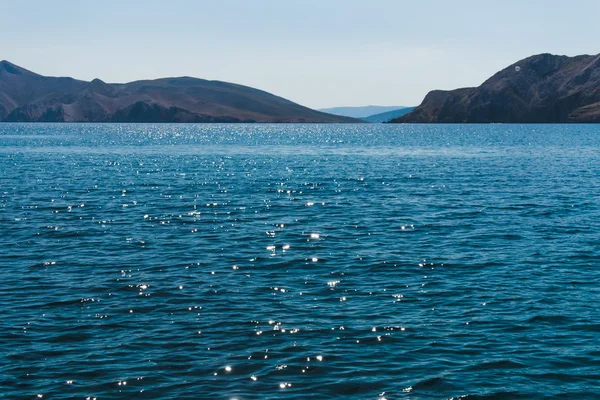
(1, 123), (600, 399)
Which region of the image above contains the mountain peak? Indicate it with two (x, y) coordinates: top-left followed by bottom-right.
(0, 60), (37, 76)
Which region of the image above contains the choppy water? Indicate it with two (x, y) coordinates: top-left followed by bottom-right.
(1, 123), (600, 399)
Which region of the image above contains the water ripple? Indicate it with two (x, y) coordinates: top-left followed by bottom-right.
(1, 123), (600, 398)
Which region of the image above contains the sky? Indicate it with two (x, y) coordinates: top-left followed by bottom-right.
(1, 0), (599, 109)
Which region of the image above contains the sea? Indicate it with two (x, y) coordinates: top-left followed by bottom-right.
(1, 123), (600, 399)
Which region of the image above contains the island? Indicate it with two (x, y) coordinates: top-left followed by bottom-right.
(392, 53), (600, 123)
(0, 61), (357, 123)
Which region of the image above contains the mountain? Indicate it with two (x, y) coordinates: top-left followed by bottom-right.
(0, 61), (357, 123)
(393, 53), (600, 123)
(364, 107), (415, 123)
(319, 105), (408, 119)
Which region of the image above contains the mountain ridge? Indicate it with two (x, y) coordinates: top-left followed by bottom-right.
(392, 53), (600, 123)
(0, 61), (358, 123)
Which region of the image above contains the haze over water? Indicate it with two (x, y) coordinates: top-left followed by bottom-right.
(2, 123), (600, 399)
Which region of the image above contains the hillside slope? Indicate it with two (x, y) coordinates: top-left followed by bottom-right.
(0, 61), (357, 123)
(393, 53), (600, 123)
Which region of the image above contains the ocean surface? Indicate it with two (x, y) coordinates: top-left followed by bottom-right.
(1, 123), (600, 400)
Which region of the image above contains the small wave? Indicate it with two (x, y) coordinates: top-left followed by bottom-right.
(411, 376), (456, 391)
(448, 392), (525, 400)
(463, 359), (527, 371)
(526, 315), (574, 324)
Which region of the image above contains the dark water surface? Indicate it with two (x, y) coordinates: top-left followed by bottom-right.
(1, 123), (600, 399)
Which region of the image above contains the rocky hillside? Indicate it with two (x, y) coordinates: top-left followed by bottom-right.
(393, 53), (600, 123)
(0, 61), (357, 123)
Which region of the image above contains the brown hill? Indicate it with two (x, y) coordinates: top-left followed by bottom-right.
(0, 61), (357, 123)
(393, 53), (600, 123)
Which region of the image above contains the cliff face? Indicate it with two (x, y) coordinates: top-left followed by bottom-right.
(0, 61), (357, 123)
(393, 53), (600, 123)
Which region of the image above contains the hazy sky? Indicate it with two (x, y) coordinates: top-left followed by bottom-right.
(1, 0), (599, 109)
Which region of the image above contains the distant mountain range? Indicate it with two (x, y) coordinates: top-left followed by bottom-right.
(364, 107), (415, 123)
(0, 61), (357, 123)
(394, 53), (600, 123)
(318, 105), (409, 119)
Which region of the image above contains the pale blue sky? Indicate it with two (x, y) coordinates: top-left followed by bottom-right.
(1, 0), (598, 108)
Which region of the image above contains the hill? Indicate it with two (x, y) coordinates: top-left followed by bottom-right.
(393, 53), (600, 123)
(0, 61), (357, 123)
(318, 105), (407, 119)
(364, 107), (415, 123)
